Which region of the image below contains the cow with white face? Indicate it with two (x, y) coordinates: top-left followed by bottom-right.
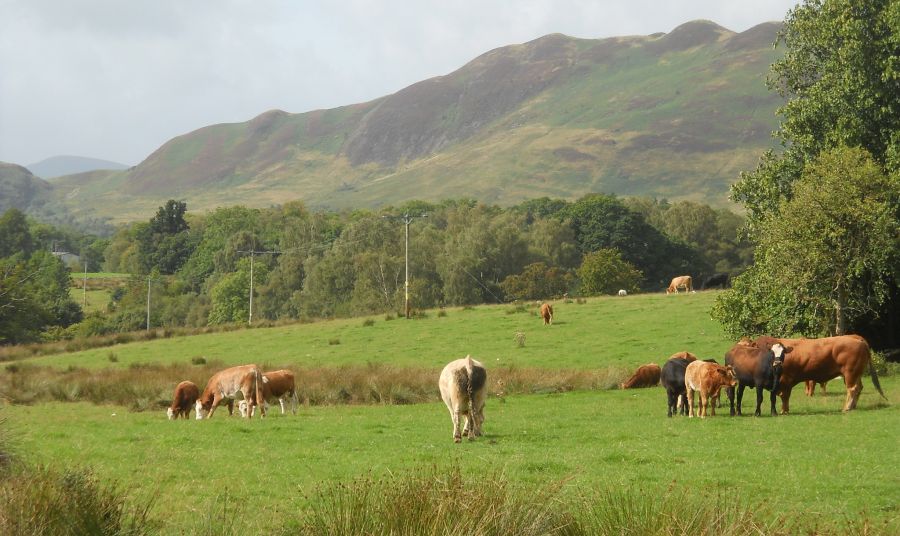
(439, 355), (487, 443)
(239, 369), (299, 417)
(196, 364), (265, 419)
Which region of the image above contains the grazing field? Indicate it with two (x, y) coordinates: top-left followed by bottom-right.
(2, 291), (898, 534)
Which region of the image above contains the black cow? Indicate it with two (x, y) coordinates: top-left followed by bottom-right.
(661, 356), (696, 417)
(724, 341), (791, 416)
(701, 273), (729, 290)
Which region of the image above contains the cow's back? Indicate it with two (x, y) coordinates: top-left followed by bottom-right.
(774, 335), (869, 384)
(661, 358), (691, 392)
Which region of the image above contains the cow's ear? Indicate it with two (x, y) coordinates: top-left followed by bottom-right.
(783, 346), (793, 354)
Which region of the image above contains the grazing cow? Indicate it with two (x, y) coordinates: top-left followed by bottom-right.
(196, 364), (265, 419)
(725, 341), (791, 416)
(755, 335), (886, 413)
(665, 275), (693, 294)
(684, 360), (737, 418)
(540, 303), (553, 325)
(240, 370), (299, 417)
(620, 363), (661, 389)
(701, 273), (729, 290)
(617, 289), (627, 297)
(439, 355), (487, 443)
(167, 380), (199, 420)
(661, 353), (697, 417)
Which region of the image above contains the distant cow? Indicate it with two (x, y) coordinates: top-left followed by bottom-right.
(240, 370), (299, 417)
(725, 341), (790, 416)
(439, 355), (487, 443)
(700, 273), (729, 290)
(620, 363), (661, 389)
(661, 353), (698, 417)
(196, 364), (265, 419)
(666, 276), (693, 294)
(617, 289), (627, 296)
(755, 335), (886, 413)
(167, 380), (199, 420)
(540, 303), (553, 325)
(684, 360), (737, 418)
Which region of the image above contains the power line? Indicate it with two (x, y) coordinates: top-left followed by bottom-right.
(236, 248), (280, 325)
(382, 212), (427, 318)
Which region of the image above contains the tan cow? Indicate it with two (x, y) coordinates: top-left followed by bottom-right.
(540, 303), (553, 325)
(684, 360), (737, 418)
(620, 363), (661, 389)
(666, 275), (693, 294)
(754, 334), (885, 413)
(240, 370), (299, 417)
(439, 355), (487, 443)
(167, 380), (199, 420)
(196, 364), (265, 419)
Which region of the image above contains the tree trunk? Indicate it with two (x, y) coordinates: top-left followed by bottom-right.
(834, 284), (848, 335)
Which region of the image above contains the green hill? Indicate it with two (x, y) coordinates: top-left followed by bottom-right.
(47, 20), (784, 223)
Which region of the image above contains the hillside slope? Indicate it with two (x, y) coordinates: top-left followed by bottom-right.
(50, 20), (783, 222)
(27, 155), (130, 179)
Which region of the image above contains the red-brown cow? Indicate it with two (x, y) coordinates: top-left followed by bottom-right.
(167, 380), (199, 420)
(540, 303), (553, 325)
(196, 364), (266, 419)
(666, 275), (693, 294)
(620, 363), (661, 389)
(684, 360), (737, 418)
(240, 369), (299, 417)
(755, 335), (885, 413)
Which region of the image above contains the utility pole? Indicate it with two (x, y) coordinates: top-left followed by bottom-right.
(146, 275), (152, 331)
(82, 261), (88, 309)
(237, 248), (279, 324)
(383, 212), (427, 318)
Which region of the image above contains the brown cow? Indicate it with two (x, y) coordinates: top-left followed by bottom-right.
(620, 363), (661, 389)
(540, 303), (553, 325)
(805, 380), (831, 396)
(167, 380), (199, 420)
(666, 275), (693, 294)
(755, 335), (885, 413)
(240, 369), (299, 417)
(196, 364), (266, 419)
(684, 360), (737, 418)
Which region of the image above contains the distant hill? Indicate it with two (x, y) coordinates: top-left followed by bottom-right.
(27, 155), (130, 179)
(45, 20), (783, 223)
(0, 162), (53, 214)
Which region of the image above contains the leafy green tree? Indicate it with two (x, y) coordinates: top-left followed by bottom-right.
(732, 0), (900, 228)
(714, 146), (900, 337)
(576, 248), (643, 296)
(208, 257), (268, 324)
(179, 206), (262, 290)
(0, 251), (81, 343)
(0, 208), (33, 258)
(500, 262), (574, 301)
(135, 200), (194, 274)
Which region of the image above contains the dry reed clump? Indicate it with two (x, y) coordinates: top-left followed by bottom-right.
(0, 466), (157, 535)
(288, 466), (864, 536)
(0, 361), (637, 410)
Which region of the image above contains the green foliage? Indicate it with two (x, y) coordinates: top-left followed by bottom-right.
(714, 147), (900, 336)
(135, 200), (194, 275)
(577, 248), (643, 296)
(500, 262), (574, 301)
(0, 209), (33, 258)
(208, 257), (267, 325)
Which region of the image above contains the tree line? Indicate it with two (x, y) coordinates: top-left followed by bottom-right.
(0, 194), (751, 344)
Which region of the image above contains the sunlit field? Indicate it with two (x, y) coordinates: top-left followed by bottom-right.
(3, 290), (898, 533)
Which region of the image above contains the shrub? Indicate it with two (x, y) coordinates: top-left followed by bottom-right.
(328, 338), (340, 346)
(362, 319), (375, 327)
(191, 356), (207, 365)
(437, 310), (447, 318)
(107, 352), (119, 363)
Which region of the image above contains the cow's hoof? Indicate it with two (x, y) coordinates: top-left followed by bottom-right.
(454, 437), (461, 443)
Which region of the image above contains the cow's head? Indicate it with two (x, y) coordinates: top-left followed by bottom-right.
(238, 400), (250, 418)
(195, 399), (210, 420)
(770, 343), (792, 367)
(721, 365), (738, 387)
(166, 407), (176, 420)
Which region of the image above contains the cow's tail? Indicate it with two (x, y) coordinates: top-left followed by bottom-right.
(465, 355), (475, 403)
(868, 360), (887, 400)
(254, 367), (266, 417)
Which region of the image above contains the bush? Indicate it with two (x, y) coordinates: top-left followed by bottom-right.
(362, 319), (375, 327)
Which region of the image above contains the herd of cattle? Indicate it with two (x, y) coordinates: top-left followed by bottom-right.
(619, 334), (886, 418)
(167, 277), (887, 442)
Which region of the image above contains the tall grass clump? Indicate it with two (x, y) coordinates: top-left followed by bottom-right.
(0, 466), (157, 536)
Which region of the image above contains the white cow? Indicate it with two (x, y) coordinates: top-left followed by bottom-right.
(239, 369), (299, 417)
(438, 355), (487, 443)
(196, 364), (265, 419)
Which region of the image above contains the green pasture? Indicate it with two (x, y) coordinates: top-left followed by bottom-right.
(26, 291), (731, 371)
(5, 384), (898, 533)
(3, 290), (898, 533)
(69, 288), (109, 314)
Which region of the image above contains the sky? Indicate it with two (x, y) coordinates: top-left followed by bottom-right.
(0, 0), (799, 168)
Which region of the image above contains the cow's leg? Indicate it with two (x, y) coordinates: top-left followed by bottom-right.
(666, 390), (675, 417)
(290, 391), (299, 415)
(687, 387), (695, 418)
(805, 380), (814, 397)
(207, 395), (223, 419)
(698, 392), (707, 418)
(736, 383), (747, 415)
(821, 382), (827, 396)
(769, 388), (778, 416)
(843, 378), (862, 411)
(279, 396), (286, 415)
(450, 406), (462, 443)
(709, 392), (717, 416)
(727, 386), (736, 416)
(779, 385), (794, 414)
(755, 386), (764, 417)
(226, 399), (234, 416)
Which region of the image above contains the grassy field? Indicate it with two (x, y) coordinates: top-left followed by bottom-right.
(2, 291), (898, 533)
(68, 287), (110, 314)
